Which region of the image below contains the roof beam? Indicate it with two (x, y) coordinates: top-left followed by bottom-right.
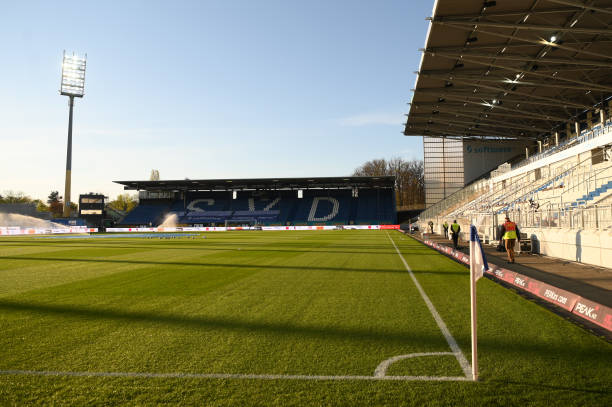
(431, 53), (612, 91)
(414, 89), (591, 109)
(424, 39), (612, 52)
(434, 7), (581, 19)
(432, 18), (612, 35)
(404, 128), (488, 139)
(425, 50), (612, 68)
(405, 125), (536, 139)
(410, 116), (549, 132)
(420, 72), (612, 92)
(410, 105), (562, 123)
(416, 76), (596, 106)
(437, 24), (612, 60)
(406, 122), (533, 137)
(544, 0), (612, 15)
(409, 110), (555, 129)
(409, 101), (568, 121)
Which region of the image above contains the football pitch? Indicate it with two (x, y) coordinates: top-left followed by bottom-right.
(0, 230), (610, 405)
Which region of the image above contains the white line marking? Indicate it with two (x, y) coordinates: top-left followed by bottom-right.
(0, 232), (473, 383)
(373, 352), (455, 378)
(0, 369), (470, 382)
(386, 232), (472, 378)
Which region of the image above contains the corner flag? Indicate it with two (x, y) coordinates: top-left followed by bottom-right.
(470, 226), (489, 281)
(469, 225), (489, 381)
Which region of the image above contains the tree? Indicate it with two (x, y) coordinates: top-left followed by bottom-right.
(108, 193), (138, 213)
(33, 199), (49, 212)
(150, 169), (160, 181)
(46, 191), (64, 217)
(0, 191), (32, 204)
(353, 157), (424, 208)
(47, 191), (61, 205)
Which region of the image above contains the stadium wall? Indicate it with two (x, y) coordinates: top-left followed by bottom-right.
(521, 227), (612, 268)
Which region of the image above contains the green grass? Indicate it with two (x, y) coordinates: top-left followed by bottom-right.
(0, 230), (610, 406)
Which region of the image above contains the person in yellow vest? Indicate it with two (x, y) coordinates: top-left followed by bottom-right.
(500, 216), (520, 263)
(450, 220), (460, 249)
(442, 221), (449, 238)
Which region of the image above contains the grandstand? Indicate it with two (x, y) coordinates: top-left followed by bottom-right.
(113, 176), (397, 227)
(405, 0), (612, 268)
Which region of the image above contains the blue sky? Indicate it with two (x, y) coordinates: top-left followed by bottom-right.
(1, 0), (432, 201)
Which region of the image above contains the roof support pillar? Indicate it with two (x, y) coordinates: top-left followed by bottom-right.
(566, 122), (573, 138)
(525, 147), (529, 159)
(555, 132), (559, 146)
(575, 121), (581, 138)
(538, 140), (543, 153)
(587, 111), (593, 129)
(601, 109), (606, 126)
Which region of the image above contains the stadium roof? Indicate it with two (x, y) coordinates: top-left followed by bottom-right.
(114, 176), (396, 191)
(405, 0), (612, 141)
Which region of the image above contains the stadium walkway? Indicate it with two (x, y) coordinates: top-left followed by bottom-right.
(411, 232), (612, 308)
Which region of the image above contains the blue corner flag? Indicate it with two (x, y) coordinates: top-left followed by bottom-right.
(469, 225), (489, 281)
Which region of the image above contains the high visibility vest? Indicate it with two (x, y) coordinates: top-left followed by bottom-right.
(503, 221), (517, 240)
(443, 222), (448, 229)
(451, 223), (460, 233)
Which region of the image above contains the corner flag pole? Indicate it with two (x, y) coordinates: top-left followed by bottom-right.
(470, 240), (478, 381)
(469, 225), (487, 381)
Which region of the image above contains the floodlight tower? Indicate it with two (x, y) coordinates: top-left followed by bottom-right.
(59, 51), (87, 217)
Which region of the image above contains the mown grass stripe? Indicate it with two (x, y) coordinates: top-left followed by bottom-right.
(386, 232), (472, 378)
(0, 369), (470, 382)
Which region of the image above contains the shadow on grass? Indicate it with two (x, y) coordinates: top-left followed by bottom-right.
(0, 241), (433, 257)
(0, 242), (432, 256)
(487, 379), (610, 395)
(1, 300), (610, 384)
(0, 299), (444, 347)
(0, 256), (464, 276)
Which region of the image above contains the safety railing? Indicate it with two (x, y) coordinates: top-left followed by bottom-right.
(511, 121), (612, 171)
(499, 204), (612, 230)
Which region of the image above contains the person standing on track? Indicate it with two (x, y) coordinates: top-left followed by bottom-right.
(450, 220), (460, 250)
(500, 216), (520, 263)
(442, 220), (449, 238)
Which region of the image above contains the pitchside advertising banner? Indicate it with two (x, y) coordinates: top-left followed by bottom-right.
(105, 225), (400, 233)
(0, 226), (98, 236)
(423, 240), (612, 332)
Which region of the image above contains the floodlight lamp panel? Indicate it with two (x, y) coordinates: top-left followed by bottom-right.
(60, 51), (87, 97)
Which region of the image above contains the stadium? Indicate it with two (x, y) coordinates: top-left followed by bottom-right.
(113, 176), (397, 228)
(1, 1), (611, 405)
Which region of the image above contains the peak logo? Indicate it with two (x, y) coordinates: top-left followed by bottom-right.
(574, 302), (598, 319)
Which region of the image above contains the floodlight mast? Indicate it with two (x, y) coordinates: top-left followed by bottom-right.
(59, 51), (87, 217)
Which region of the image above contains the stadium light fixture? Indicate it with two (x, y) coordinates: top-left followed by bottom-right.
(59, 51), (87, 217)
(61, 52), (87, 97)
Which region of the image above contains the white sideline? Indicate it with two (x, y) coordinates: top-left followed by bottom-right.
(373, 352), (455, 378)
(385, 232), (472, 378)
(0, 369), (469, 382)
(0, 232), (473, 383)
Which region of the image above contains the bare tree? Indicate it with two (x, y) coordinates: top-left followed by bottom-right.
(353, 157), (424, 207)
